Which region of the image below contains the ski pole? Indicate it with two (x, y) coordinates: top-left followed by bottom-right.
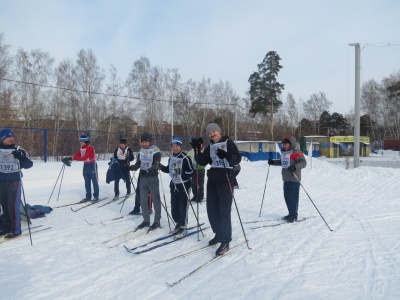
(178, 173), (205, 238)
(159, 171), (172, 231)
(119, 171), (137, 213)
(195, 169), (200, 241)
(179, 174), (205, 238)
(293, 173), (333, 232)
(17, 159), (33, 246)
(222, 160), (251, 250)
(258, 165), (270, 217)
(47, 164), (65, 204)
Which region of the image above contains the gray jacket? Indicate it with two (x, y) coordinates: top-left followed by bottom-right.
(272, 135), (307, 182)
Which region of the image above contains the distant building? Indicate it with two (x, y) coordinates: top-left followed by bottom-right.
(99, 115), (138, 137)
(236, 140), (281, 161)
(301, 136), (370, 158)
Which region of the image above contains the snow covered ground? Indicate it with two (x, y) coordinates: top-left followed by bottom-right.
(1, 154), (400, 299)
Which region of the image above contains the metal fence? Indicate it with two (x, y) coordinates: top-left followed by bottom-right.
(5, 126), (206, 162)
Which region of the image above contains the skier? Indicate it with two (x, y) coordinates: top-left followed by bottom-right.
(0, 128), (33, 238)
(159, 137), (194, 239)
(268, 135), (307, 222)
(113, 139), (134, 199)
(62, 135), (100, 203)
(191, 123), (241, 256)
(130, 133), (161, 231)
(187, 137), (205, 203)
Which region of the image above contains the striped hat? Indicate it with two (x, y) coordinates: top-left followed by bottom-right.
(170, 137), (183, 148)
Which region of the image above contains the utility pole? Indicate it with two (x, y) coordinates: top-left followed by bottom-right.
(171, 97), (174, 139)
(234, 98), (238, 142)
(349, 43), (361, 168)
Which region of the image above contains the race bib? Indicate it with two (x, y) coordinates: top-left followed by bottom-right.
(140, 148), (154, 170)
(281, 150), (292, 169)
(169, 156), (183, 184)
(0, 149), (19, 173)
(210, 141), (231, 169)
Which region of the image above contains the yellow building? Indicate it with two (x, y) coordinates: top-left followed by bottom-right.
(301, 136), (370, 158)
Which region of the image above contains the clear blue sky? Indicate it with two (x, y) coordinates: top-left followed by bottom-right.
(1, 0), (399, 114)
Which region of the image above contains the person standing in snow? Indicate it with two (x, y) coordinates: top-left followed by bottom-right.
(130, 133), (161, 231)
(191, 123), (241, 256)
(159, 137), (194, 239)
(187, 137), (206, 203)
(0, 128), (33, 239)
(113, 139), (134, 199)
(62, 135), (100, 203)
(268, 135), (307, 223)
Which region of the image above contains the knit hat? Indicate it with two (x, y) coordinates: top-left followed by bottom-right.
(170, 137), (183, 148)
(206, 123), (221, 134)
(79, 135), (90, 143)
(140, 133), (152, 142)
(119, 139), (127, 144)
(0, 128), (14, 141)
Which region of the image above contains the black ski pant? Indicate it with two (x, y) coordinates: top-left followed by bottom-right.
(191, 170), (205, 200)
(206, 180), (233, 243)
(114, 166), (131, 196)
(170, 188), (190, 227)
(0, 181), (22, 234)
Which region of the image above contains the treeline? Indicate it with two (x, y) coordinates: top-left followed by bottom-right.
(0, 32), (398, 142)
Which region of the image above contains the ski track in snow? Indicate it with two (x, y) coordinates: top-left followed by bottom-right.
(1, 157), (400, 299)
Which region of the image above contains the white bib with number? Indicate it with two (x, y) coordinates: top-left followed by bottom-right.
(169, 156), (183, 184)
(140, 148), (154, 170)
(0, 149), (19, 173)
(281, 150), (292, 169)
(210, 141), (232, 169)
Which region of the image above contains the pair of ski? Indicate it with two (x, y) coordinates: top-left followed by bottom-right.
(166, 217), (314, 286)
(123, 223), (207, 254)
(166, 240), (247, 286)
(0, 225), (52, 245)
(249, 216), (316, 229)
(85, 215), (140, 226)
(97, 194), (132, 208)
(105, 222), (167, 248)
(53, 197), (107, 209)
(70, 197), (109, 212)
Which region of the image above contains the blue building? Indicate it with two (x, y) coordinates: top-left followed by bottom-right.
(236, 140), (281, 161)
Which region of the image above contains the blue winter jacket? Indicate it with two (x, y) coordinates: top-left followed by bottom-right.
(0, 143), (33, 182)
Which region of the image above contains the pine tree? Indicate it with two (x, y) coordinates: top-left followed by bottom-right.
(248, 51), (284, 140)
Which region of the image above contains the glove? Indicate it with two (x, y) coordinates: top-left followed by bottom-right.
(12, 149), (26, 159)
(216, 148), (231, 160)
(268, 159), (274, 165)
(287, 165), (296, 173)
(140, 169), (149, 176)
(190, 138), (201, 151)
(61, 157), (72, 167)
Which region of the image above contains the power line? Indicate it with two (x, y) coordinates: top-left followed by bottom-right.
(0, 77), (246, 109)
